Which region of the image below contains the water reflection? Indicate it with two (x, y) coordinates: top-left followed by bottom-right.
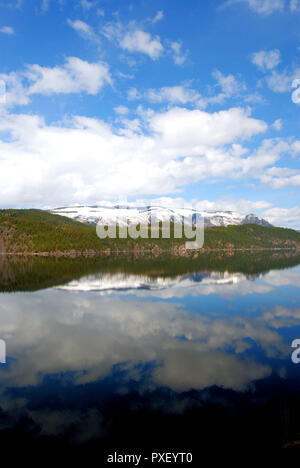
(0, 254), (300, 448)
(55, 271), (259, 294)
(55, 266), (300, 299)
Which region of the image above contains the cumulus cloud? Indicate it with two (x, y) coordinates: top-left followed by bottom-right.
(149, 107), (266, 147)
(0, 105), (288, 208)
(0, 26), (15, 35)
(146, 86), (200, 105)
(27, 57), (112, 95)
(254, 138), (300, 190)
(250, 139), (300, 189)
(272, 118), (283, 130)
(114, 105), (130, 115)
(120, 29), (163, 60)
(133, 73), (250, 109)
(169, 41), (187, 65)
(101, 20), (165, 60)
(198, 70), (247, 108)
(0, 71), (30, 107)
(0, 57), (112, 107)
(251, 49), (281, 71)
(263, 205), (300, 228)
(265, 68), (300, 93)
(127, 87), (142, 100)
(98, 19), (187, 65)
(254, 61), (300, 95)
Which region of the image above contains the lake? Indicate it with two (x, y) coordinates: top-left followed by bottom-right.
(0, 251), (300, 453)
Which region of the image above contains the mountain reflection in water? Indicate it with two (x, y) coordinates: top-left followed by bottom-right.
(55, 271), (257, 294)
(0, 253), (300, 450)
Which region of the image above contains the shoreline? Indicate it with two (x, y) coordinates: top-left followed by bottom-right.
(1, 247), (300, 257)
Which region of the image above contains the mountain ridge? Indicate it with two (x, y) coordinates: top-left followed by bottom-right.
(1, 209), (300, 256)
(50, 205), (272, 228)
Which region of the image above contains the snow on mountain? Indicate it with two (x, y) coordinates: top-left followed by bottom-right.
(50, 205), (272, 228)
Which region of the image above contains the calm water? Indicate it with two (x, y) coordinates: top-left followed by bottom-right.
(0, 253), (300, 453)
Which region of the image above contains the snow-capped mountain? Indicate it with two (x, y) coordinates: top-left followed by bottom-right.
(50, 205), (272, 228)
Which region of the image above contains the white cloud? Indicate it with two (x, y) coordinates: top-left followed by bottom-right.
(198, 70), (247, 108)
(266, 69), (300, 92)
(0, 0), (22, 7)
(244, 92), (266, 105)
(272, 119), (283, 130)
(41, 0), (50, 12)
(257, 140), (300, 187)
(114, 105), (130, 115)
(0, 71), (30, 107)
(67, 19), (99, 43)
(101, 21), (122, 42)
(223, 0), (285, 15)
(195, 197), (273, 213)
(151, 10), (164, 23)
(127, 84), (202, 107)
(169, 41), (187, 65)
(120, 29), (163, 60)
(146, 86), (200, 105)
(0, 57), (112, 106)
(80, 0), (94, 9)
(28, 58), (112, 95)
(137, 196), (273, 214)
(127, 87), (141, 100)
(101, 21), (186, 65)
(263, 205), (300, 228)
(292, 78), (300, 104)
(262, 171), (300, 189)
(213, 70), (246, 95)
(249, 139), (300, 189)
(41, 0), (95, 13)
(149, 107), (266, 148)
(0, 106), (275, 207)
(251, 49), (281, 71)
(290, 0), (300, 11)
(135, 72), (250, 110)
(0, 26), (15, 35)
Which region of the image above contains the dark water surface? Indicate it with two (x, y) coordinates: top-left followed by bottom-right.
(0, 252), (300, 454)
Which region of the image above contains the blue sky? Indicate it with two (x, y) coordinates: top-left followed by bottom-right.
(0, 0), (300, 228)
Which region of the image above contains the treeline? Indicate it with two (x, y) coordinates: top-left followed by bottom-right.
(1, 209), (300, 254)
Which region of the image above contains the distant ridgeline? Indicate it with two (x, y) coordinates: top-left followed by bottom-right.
(0, 209), (300, 255)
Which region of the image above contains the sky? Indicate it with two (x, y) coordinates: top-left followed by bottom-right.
(0, 0), (300, 228)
